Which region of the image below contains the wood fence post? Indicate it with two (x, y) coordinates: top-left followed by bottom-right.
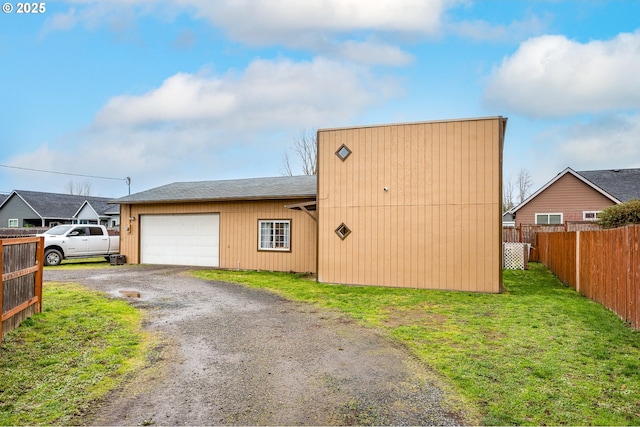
(0, 239), (3, 343)
(575, 231), (580, 293)
(519, 223), (523, 243)
(35, 236), (44, 313)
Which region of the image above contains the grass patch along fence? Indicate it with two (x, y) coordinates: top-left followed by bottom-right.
(0, 282), (152, 426)
(537, 224), (640, 329)
(193, 264), (640, 426)
(1, 237), (44, 343)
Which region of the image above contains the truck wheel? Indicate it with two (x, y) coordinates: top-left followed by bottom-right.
(44, 249), (63, 266)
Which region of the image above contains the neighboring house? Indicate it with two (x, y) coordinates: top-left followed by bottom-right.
(502, 211), (515, 227)
(113, 116), (507, 293)
(0, 190), (120, 227)
(75, 199), (121, 227)
(509, 167), (640, 226)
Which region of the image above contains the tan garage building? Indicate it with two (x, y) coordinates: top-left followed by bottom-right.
(114, 116), (507, 292)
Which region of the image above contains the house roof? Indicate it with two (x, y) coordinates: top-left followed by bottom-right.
(112, 175), (317, 204)
(0, 190), (117, 219)
(576, 169), (640, 203)
(509, 167), (640, 214)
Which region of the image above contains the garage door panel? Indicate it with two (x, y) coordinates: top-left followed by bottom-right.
(140, 214), (219, 267)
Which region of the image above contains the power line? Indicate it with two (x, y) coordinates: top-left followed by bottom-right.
(0, 164), (126, 181)
(0, 164), (131, 195)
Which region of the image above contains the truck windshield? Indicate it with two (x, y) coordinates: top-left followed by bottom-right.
(45, 225), (74, 235)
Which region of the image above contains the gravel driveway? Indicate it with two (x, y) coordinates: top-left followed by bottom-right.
(45, 265), (469, 426)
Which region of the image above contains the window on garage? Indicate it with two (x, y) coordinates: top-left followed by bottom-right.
(258, 219), (291, 251)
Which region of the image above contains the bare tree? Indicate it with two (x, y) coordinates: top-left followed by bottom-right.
(516, 168), (532, 204)
(503, 179), (515, 213)
(280, 153), (294, 177)
(66, 180), (93, 196)
(280, 130), (317, 176)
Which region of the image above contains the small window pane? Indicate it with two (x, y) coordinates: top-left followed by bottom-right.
(335, 144), (352, 161)
(549, 215), (562, 224)
(536, 215), (549, 225)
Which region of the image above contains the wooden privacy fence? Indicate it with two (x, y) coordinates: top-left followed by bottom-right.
(537, 225), (640, 330)
(1, 237), (44, 343)
(504, 222), (603, 262)
(504, 222), (602, 245)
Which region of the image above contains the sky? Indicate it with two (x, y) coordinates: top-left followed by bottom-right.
(1, 0), (639, 199)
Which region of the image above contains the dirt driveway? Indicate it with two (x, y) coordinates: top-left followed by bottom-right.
(45, 265), (469, 426)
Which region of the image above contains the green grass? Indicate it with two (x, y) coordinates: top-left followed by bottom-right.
(55, 257), (111, 269)
(192, 264), (640, 426)
(0, 282), (152, 426)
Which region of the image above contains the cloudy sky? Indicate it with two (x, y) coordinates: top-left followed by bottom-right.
(1, 0), (639, 198)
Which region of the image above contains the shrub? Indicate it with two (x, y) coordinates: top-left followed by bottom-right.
(598, 199), (640, 228)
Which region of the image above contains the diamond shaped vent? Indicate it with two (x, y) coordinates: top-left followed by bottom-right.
(335, 223), (352, 240)
(335, 144), (352, 161)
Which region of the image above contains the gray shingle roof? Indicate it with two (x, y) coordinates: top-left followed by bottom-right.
(112, 175), (317, 204)
(3, 190), (116, 218)
(577, 168), (640, 202)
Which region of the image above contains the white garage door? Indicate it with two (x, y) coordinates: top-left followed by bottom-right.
(140, 213), (220, 267)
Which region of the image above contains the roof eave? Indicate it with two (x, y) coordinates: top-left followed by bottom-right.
(111, 194), (317, 205)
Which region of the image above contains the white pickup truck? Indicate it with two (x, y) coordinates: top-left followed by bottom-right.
(37, 224), (120, 266)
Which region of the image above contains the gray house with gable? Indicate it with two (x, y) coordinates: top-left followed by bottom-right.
(0, 190), (119, 228)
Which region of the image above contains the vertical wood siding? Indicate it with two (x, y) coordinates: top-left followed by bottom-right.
(515, 173), (615, 226)
(119, 200), (316, 273)
(317, 118), (504, 292)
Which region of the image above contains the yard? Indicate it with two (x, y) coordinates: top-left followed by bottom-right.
(193, 263), (640, 426)
(1, 261), (639, 425)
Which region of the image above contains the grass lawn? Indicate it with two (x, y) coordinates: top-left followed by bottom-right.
(193, 263), (640, 426)
(0, 282), (152, 426)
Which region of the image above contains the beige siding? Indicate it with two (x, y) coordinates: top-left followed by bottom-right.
(515, 174), (615, 226)
(119, 199), (316, 273)
(317, 117), (505, 292)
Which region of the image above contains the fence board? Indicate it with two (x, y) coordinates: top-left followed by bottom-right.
(0, 237), (44, 342)
(538, 225), (640, 330)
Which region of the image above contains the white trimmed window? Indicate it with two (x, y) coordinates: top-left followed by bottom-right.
(535, 213), (563, 225)
(583, 211), (602, 221)
(8, 218), (18, 228)
(258, 220), (291, 251)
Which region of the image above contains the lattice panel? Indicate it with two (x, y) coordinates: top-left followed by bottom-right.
(503, 242), (529, 270)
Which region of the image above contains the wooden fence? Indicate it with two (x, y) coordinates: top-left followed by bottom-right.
(1, 237), (44, 343)
(537, 225), (640, 330)
(504, 222), (603, 262)
(503, 222), (602, 245)
(0, 227), (49, 238)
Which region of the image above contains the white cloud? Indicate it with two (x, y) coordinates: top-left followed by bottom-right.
(328, 40), (414, 66)
(517, 113), (640, 190)
(484, 31), (640, 117)
(451, 13), (547, 42)
(183, 0), (448, 41)
(94, 57), (400, 130)
(42, 0), (454, 65)
(555, 114), (640, 169)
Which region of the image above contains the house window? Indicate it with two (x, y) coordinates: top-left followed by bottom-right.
(583, 211), (602, 221)
(8, 219), (18, 228)
(535, 213), (563, 225)
(258, 220), (291, 251)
